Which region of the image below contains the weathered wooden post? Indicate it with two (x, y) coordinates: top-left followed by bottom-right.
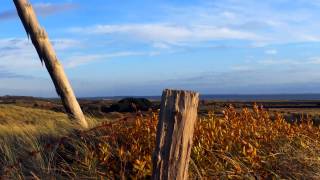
(13, 0), (88, 128)
(152, 89), (199, 180)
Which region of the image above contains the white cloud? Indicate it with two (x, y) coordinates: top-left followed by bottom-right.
(70, 24), (261, 44)
(0, 3), (77, 20)
(259, 59), (295, 65)
(160, 1), (320, 45)
(33, 3), (77, 16)
(0, 38), (163, 70)
(0, 38), (80, 70)
(51, 39), (81, 50)
(258, 57), (320, 66)
(221, 11), (236, 19)
(306, 57), (320, 64)
(65, 0), (320, 51)
(64, 51), (146, 68)
(230, 65), (253, 71)
(152, 42), (171, 49)
(0, 39), (39, 69)
(265, 49), (278, 55)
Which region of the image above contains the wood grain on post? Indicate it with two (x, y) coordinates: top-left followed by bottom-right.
(152, 89), (199, 180)
(13, 0), (88, 128)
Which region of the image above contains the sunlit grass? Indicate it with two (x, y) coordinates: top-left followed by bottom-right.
(0, 104), (319, 179)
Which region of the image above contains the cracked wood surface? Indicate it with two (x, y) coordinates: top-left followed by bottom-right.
(152, 89), (199, 180)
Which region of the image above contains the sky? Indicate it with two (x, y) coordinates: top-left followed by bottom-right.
(2, 0), (320, 97)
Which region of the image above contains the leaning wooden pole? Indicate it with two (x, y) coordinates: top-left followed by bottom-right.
(13, 0), (88, 128)
(152, 89), (199, 180)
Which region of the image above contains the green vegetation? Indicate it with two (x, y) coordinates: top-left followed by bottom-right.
(0, 104), (319, 179)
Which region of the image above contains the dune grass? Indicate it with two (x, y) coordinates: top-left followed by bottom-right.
(0, 104), (71, 135)
(0, 105), (97, 178)
(0, 104), (319, 179)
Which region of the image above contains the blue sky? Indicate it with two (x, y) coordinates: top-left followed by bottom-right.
(2, 0), (320, 97)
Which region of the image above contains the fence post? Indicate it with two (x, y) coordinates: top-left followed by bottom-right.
(13, 0), (88, 128)
(152, 89), (199, 180)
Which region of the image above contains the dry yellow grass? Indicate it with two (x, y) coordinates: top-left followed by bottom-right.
(0, 104), (71, 135)
(0, 104), (319, 179)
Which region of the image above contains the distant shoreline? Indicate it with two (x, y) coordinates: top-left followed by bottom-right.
(86, 94), (320, 101)
(2, 94), (320, 101)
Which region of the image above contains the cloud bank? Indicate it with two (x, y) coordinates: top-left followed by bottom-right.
(0, 3), (77, 21)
